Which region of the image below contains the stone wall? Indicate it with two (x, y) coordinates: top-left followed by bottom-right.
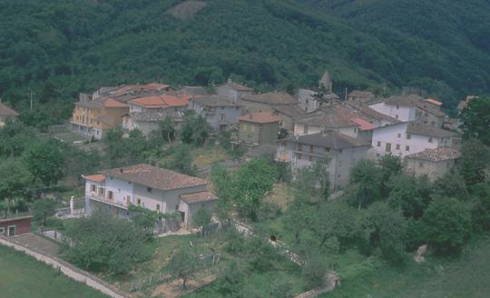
(0, 235), (129, 298)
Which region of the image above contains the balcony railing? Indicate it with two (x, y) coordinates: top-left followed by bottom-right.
(87, 193), (129, 210)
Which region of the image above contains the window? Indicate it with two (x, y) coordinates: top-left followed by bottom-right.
(405, 145), (410, 152)
(220, 113), (225, 121)
(428, 137), (433, 143)
(385, 143), (391, 152)
(419, 162), (424, 168)
(397, 133), (401, 138)
(137, 198), (141, 206)
(354, 127), (358, 133)
(297, 153), (303, 160)
(377, 141), (381, 147)
(396, 104), (399, 110)
(108, 191), (113, 200)
(395, 115), (399, 119)
(147, 187), (153, 193)
(310, 145), (314, 153)
(325, 148), (330, 153)
(156, 204), (160, 212)
(91, 184), (96, 192)
(298, 144), (303, 151)
(396, 144), (400, 150)
(308, 155), (313, 162)
(406, 134), (411, 140)
(303, 125), (308, 134)
(0, 227), (4, 235)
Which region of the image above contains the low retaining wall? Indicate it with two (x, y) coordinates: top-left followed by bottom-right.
(0, 235), (129, 298)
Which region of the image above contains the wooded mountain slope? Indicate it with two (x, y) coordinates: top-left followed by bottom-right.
(1, 0), (489, 112)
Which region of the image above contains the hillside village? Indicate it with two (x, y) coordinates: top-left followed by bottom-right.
(0, 72), (489, 298)
(70, 72), (464, 192)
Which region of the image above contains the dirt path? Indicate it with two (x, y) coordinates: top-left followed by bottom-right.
(151, 274), (216, 297)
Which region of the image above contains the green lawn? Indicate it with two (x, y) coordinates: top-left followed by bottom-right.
(0, 245), (107, 298)
(326, 237), (490, 298)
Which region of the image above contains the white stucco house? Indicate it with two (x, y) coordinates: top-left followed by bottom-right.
(83, 164), (217, 229)
(371, 122), (457, 159)
(369, 95), (446, 127)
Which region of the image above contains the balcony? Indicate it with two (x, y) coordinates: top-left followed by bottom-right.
(87, 193), (129, 210)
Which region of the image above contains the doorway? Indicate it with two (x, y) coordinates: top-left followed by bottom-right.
(7, 225), (16, 237)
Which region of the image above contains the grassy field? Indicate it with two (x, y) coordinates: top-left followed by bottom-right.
(0, 245), (107, 298)
(326, 236), (490, 298)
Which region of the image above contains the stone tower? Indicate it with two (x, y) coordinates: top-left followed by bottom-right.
(319, 71), (333, 93)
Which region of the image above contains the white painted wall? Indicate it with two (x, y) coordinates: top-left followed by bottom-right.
(371, 123), (439, 158)
(370, 102), (416, 122)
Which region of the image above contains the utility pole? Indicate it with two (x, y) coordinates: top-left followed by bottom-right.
(29, 89), (33, 111)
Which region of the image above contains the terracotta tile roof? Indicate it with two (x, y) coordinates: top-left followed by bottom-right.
(406, 147), (461, 162)
(130, 95), (190, 108)
(99, 164), (208, 191)
(83, 174), (106, 183)
(351, 117), (375, 131)
(239, 112), (281, 124)
(0, 102), (18, 117)
(104, 98), (128, 108)
(407, 122), (457, 138)
(180, 191), (217, 204)
(242, 92), (297, 105)
(288, 132), (371, 150)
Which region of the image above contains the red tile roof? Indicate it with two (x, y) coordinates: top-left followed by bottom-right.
(83, 174), (106, 183)
(239, 112), (281, 124)
(180, 191), (217, 204)
(130, 95), (190, 108)
(103, 98), (128, 108)
(351, 117), (375, 131)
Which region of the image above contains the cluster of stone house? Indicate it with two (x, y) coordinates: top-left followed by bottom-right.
(71, 72), (462, 192)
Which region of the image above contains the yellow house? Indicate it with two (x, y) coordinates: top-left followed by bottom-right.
(71, 97), (128, 139)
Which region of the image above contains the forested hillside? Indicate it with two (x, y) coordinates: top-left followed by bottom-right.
(1, 0), (489, 120)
